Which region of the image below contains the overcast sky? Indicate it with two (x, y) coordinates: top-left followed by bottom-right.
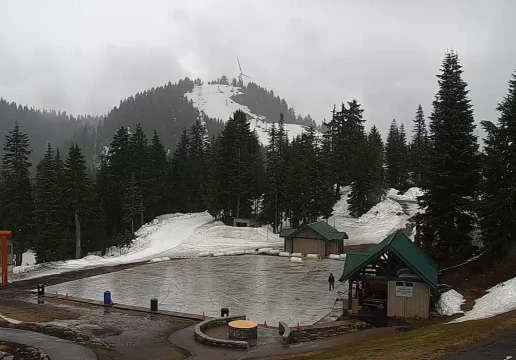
(1, 0), (515, 138)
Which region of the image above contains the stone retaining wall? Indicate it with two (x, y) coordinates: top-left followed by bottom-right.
(193, 315), (249, 349)
(288, 320), (370, 343)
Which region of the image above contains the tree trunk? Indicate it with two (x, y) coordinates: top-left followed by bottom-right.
(131, 218), (135, 235)
(16, 249), (22, 266)
(75, 211), (81, 259)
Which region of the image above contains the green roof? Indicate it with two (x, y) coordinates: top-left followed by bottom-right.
(279, 221), (348, 241)
(339, 231), (438, 289)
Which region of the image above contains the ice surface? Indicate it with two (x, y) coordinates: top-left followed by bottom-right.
(450, 276), (516, 323)
(437, 290), (465, 316)
(185, 84), (310, 146)
(12, 212), (281, 282)
(48, 255), (345, 326)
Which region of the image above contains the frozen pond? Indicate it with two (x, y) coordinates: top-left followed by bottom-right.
(48, 255), (345, 326)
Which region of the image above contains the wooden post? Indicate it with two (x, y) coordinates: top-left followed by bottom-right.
(348, 280), (353, 312)
(1, 235), (7, 286)
(0, 231), (12, 286)
(355, 280), (360, 309)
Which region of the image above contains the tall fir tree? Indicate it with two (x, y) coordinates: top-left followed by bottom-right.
(188, 121), (209, 212)
(411, 104), (429, 185)
(0, 122), (34, 265)
(420, 51), (480, 259)
(123, 174), (144, 236)
(324, 100), (366, 193)
(34, 144), (66, 262)
(63, 143), (92, 258)
(263, 113), (289, 232)
(385, 119), (410, 191)
(366, 125), (385, 208)
(129, 124), (151, 227)
(479, 70), (516, 256)
(147, 130), (168, 219)
(285, 128), (334, 226)
(205, 110), (264, 223)
(348, 132), (369, 217)
(171, 129), (190, 212)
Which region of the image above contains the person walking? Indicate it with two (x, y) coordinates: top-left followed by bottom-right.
(328, 272), (335, 291)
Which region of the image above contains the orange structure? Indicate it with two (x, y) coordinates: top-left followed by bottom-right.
(0, 230), (12, 286)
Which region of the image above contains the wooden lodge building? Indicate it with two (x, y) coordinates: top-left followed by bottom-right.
(279, 222), (348, 258)
(339, 230), (438, 319)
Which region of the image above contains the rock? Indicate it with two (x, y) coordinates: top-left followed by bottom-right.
(4, 355), (13, 360)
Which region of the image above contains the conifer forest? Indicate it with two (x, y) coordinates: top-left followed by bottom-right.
(1, 51), (515, 265)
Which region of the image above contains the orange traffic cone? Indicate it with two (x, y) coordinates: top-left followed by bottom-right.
(202, 311), (206, 320)
(65, 293), (69, 299)
(263, 320), (268, 328)
(296, 322), (301, 330)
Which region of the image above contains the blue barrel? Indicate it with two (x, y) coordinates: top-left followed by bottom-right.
(104, 291), (111, 305)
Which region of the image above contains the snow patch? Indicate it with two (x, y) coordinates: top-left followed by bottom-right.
(185, 84), (312, 146)
(437, 290), (465, 316)
(450, 276), (516, 323)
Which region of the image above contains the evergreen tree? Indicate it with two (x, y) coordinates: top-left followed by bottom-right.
(129, 124), (151, 227)
(63, 143), (92, 258)
(34, 144), (65, 262)
(324, 101), (365, 193)
(147, 130), (168, 219)
(0, 122), (34, 265)
(385, 119), (409, 191)
(205, 110), (264, 223)
(348, 132), (369, 217)
(420, 52), (480, 258)
(123, 174), (144, 236)
(263, 114), (289, 232)
(411, 105), (428, 185)
(171, 129), (190, 212)
(366, 125), (385, 207)
(188, 121), (209, 212)
(104, 126), (132, 238)
(479, 70), (516, 256)
(285, 128), (334, 226)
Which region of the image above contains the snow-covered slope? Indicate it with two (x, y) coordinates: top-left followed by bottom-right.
(329, 187), (422, 245)
(185, 84), (309, 145)
(12, 212), (282, 282)
(450, 276), (516, 323)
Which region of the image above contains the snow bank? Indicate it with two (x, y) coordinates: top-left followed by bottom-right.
(451, 276), (516, 323)
(328, 254), (341, 260)
(291, 252), (302, 258)
(11, 213), (213, 281)
(290, 257), (303, 263)
(258, 248), (272, 254)
(21, 250), (36, 266)
(339, 254), (347, 260)
(278, 252), (290, 257)
(387, 187), (423, 202)
(306, 254), (320, 259)
(269, 249), (281, 255)
(437, 290), (465, 316)
(333, 197), (409, 246)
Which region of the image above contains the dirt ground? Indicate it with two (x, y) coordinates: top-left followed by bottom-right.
(0, 295), (195, 360)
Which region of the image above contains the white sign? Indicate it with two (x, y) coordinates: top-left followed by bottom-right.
(395, 281), (414, 297)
